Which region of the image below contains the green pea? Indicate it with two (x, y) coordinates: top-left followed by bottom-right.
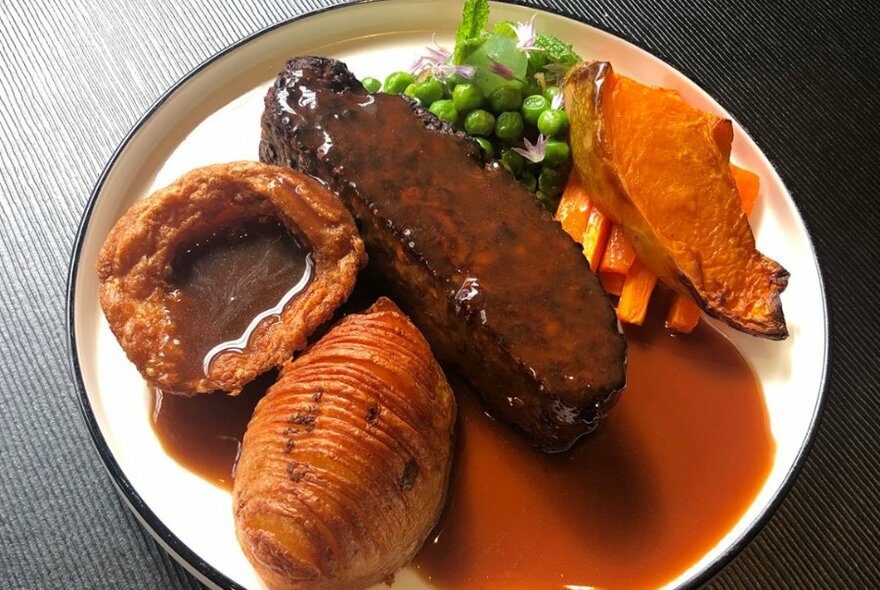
(519, 169), (538, 192)
(538, 165), (567, 197)
(403, 83), (418, 100)
(489, 84), (523, 114)
(543, 85), (561, 103)
(360, 77), (382, 94)
(501, 148), (526, 176)
(521, 94), (550, 126)
(543, 139), (571, 167)
(429, 99), (459, 124)
(554, 153), (573, 176)
(464, 109), (496, 137)
(495, 111), (524, 142)
(474, 137), (494, 159)
(537, 109), (569, 137)
(384, 71), (414, 94)
(536, 190), (559, 212)
(412, 77), (444, 106)
(522, 77), (543, 99)
(452, 83), (484, 113)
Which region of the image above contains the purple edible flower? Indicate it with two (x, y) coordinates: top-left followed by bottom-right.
(488, 57), (516, 80)
(513, 14), (543, 56)
(425, 38), (452, 63)
(512, 134), (548, 164)
(409, 35), (453, 76)
(433, 63), (476, 81)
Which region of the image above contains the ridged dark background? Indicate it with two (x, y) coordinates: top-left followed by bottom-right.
(1, 0), (877, 588)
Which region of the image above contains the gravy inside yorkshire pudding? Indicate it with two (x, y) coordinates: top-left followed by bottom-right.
(97, 161), (366, 395)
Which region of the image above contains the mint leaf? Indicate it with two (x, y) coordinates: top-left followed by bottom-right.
(535, 33), (581, 67)
(453, 0), (490, 64)
(492, 20), (517, 39)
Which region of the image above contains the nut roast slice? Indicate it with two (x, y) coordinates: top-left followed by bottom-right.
(259, 56), (627, 452)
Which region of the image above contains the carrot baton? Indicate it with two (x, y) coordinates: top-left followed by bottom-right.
(582, 206), (612, 272)
(598, 224), (636, 296)
(666, 294), (703, 333)
(617, 260), (658, 326)
(555, 172), (592, 241)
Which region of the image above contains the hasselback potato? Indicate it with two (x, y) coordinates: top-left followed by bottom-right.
(233, 297), (455, 590)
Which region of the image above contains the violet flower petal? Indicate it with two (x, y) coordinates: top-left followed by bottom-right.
(488, 57), (516, 80)
(434, 63), (476, 81)
(512, 134), (548, 163)
(514, 14), (543, 54)
(409, 36), (453, 76)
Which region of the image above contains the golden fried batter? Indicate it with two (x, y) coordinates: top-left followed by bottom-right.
(96, 161), (366, 395)
(234, 298), (456, 590)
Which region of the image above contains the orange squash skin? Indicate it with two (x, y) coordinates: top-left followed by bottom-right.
(564, 61), (789, 339)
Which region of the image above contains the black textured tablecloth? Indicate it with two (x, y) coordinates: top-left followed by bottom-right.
(2, 0), (878, 588)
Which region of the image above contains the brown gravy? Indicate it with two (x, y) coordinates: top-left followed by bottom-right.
(167, 219), (312, 383)
(414, 294), (775, 589)
(149, 289), (774, 588)
(150, 371), (275, 490)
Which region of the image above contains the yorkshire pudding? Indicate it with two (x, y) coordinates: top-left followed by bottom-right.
(97, 161), (366, 395)
(234, 297), (456, 590)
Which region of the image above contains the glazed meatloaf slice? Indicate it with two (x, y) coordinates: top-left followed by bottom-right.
(259, 56), (626, 452)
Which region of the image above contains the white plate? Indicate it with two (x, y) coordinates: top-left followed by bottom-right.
(68, 1), (829, 588)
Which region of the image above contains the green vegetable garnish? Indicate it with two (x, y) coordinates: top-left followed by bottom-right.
(491, 20), (517, 39)
(501, 148), (527, 176)
(384, 71), (414, 94)
(495, 111), (525, 142)
(535, 33), (581, 68)
(463, 34), (528, 96)
(543, 139), (571, 167)
(452, 83), (484, 112)
(519, 169), (538, 192)
(361, 77), (381, 93)
(409, 0), (581, 199)
(521, 94), (549, 126)
(543, 86), (561, 103)
(537, 108), (569, 136)
(474, 136), (494, 158)
(429, 99), (459, 124)
(489, 84), (523, 114)
(535, 190), (558, 211)
(412, 78), (445, 105)
(452, 0), (491, 64)
(464, 109), (496, 136)
(522, 76), (543, 98)
(538, 165), (566, 196)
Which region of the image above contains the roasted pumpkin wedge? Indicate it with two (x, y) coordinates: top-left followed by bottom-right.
(564, 61), (789, 339)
